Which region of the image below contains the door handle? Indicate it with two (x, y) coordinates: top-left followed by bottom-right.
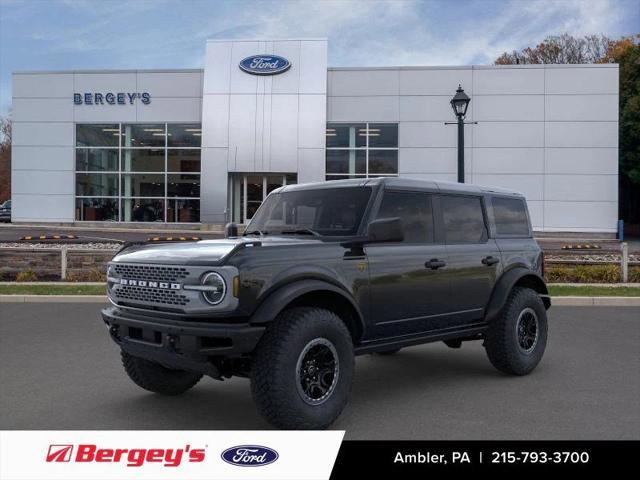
(482, 256), (500, 266)
(425, 258), (446, 270)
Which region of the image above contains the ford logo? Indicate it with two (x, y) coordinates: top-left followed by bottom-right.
(239, 55), (291, 75)
(221, 445), (279, 467)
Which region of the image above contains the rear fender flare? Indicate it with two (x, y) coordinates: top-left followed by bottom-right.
(485, 268), (549, 322)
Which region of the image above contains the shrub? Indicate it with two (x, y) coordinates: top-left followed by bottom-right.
(629, 266), (640, 283)
(545, 264), (621, 283)
(15, 269), (38, 282)
(87, 268), (106, 282)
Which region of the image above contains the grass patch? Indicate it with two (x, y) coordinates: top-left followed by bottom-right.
(0, 284), (105, 295)
(548, 285), (640, 297)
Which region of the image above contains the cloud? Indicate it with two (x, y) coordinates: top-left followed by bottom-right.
(0, 0), (637, 115)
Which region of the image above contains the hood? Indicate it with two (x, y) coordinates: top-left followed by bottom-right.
(112, 235), (325, 265)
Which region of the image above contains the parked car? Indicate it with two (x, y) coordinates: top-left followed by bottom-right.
(102, 178), (550, 429)
(0, 200), (11, 222)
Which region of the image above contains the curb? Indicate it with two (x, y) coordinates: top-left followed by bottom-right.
(550, 296), (640, 306)
(0, 295), (107, 303)
(1, 295), (640, 306)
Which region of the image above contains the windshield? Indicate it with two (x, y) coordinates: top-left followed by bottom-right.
(245, 187), (372, 237)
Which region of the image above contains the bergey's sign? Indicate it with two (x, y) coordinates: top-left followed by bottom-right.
(74, 92), (151, 105)
(239, 55), (291, 75)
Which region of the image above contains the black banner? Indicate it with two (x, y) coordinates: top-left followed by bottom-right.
(330, 441), (639, 477)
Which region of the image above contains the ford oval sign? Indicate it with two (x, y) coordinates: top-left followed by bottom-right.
(221, 445), (279, 467)
(239, 55), (291, 75)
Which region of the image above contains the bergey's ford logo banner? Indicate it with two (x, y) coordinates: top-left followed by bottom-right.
(221, 445), (279, 467)
(239, 55), (291, 75)
(74, 92), (151, 105)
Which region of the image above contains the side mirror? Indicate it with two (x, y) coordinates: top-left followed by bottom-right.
(224, 222), (239, 238)
(366, 217), (404, 243)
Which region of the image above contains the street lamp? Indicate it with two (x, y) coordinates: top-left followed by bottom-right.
(448, 84), (472, 183)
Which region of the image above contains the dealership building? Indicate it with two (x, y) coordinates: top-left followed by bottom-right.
(10, 38), (619, 233)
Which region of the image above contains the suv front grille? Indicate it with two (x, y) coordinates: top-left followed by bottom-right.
(113, 264), (190, 282)
(114, 285), (190, 306)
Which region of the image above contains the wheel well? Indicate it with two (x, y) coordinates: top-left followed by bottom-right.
(285, 290), (363, 343)
(514, 274), (550, 309)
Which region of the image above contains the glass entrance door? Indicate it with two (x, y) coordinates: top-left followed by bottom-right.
(229, 173), (297, 224)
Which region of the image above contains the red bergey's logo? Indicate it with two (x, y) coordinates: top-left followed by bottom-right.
(45, 444), (205, 467)
(46, 445), (73, 462)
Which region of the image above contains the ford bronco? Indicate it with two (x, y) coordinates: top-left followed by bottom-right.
(102, 177), (550, 429)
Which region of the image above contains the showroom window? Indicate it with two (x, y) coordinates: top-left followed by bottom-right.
(75, 123), (201, 222)
(325, 123), (398, 180)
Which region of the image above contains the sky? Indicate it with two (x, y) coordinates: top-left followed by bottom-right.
(0, 0), (639, 116)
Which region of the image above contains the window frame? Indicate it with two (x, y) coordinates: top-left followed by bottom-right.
(488, 195), (532, 238)
(74, 122), (202, 223)
(438, 193), (490, 245)
(370, 189), (438, 245)
(325, 122), (399, 180)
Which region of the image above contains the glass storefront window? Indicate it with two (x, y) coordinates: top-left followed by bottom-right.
(326, 122), (399, 180)
(368, 124), (398, 148)
(121, 198), (165, 222)
(369, 150), (398, 174)
(75, 198), (118, 221)
(76, 124), (120, 147)
(167, 174), (200, 197)
(121, 174), (165, 197)
(76, 173), (118, 197)
(326, 123), (366, 148)
(167, 149), (200, 172)
(75, 123), (201, 222)
(167, 199), (200, 223)
(326, 150), (366, 174)
(168, 124), (202, 147)
(121, 149), (165, 172)
(121, 124), (166, 147)
(75, 148), (118, 171)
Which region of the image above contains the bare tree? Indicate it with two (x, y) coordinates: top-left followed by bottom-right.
(0, 117), (11, 202)
(495, 34), (610, 64)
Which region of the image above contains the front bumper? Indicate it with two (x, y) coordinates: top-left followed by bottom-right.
(102, 306), (265, 376)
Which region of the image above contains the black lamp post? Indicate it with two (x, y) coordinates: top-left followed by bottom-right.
(449, 84), (471, 183)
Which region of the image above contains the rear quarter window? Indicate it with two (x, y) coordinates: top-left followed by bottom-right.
(492, 197), (530, 236)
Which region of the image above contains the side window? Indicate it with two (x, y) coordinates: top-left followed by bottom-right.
(441, 195), (487, 244)
(492, 197), (530, 236)
(375, 191), (434, 243)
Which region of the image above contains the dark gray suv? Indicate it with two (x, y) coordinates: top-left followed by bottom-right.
(102, 178), (550, 429)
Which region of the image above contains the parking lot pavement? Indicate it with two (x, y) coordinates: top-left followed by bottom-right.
(0, 303), (638, 439)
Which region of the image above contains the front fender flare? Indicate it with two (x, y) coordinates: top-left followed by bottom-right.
(484, 268), (550, 323)
(250, 279), (365, 330)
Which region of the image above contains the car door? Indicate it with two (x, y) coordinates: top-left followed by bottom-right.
(439, 194), (501, 326)
(365, 190), (452, 338)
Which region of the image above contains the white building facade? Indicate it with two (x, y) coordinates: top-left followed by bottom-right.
(11, 38), (619, 233)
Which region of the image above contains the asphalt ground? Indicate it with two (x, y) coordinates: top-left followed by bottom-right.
(0, 303), (638, 439)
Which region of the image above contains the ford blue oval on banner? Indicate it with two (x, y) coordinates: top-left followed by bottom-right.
(239, 55), (291, 75)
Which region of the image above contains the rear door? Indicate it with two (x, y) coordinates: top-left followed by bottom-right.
(439, 194), (500, 326)
(365, 190), (451, 338)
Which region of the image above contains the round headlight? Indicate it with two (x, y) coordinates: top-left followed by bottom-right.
(201, 272), (226, 305)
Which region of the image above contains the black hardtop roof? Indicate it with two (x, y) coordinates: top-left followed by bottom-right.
(280, 177), (524, 197)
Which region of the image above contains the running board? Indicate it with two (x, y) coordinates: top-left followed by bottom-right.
(354, 324), (487, 355)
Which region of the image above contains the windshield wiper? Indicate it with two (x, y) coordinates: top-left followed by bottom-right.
(243, 230), (267, 236)
(280, 228), (321, 237)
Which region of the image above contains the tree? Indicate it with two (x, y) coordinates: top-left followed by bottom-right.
(0, 117), (10, 203)
(495, 34), (640, 230)
(495, 34), (610, 65)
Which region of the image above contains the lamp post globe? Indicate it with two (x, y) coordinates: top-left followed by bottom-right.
(450, 84), (471, 118)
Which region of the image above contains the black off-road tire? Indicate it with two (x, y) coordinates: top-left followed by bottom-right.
(374, 347), (402, 356)
(250, 307), (354, 430)
(484, 287), (548, 375)
(121, 351), (202, 395)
